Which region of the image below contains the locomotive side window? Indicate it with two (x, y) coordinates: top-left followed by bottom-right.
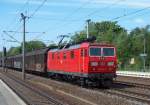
(81, 49), (84, 56)
(70, 51), (74, 59)
(84, 49), (87, 57)
(63, 52), (66, 59)
(52, 53), (54, 59)
(103, 48), (114, 56)
(90, 48), (101, 56)
(81, 49), (87, 57)
(57, 52), (60, 59)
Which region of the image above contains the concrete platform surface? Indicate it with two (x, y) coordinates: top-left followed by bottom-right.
(0, 80), (26, 105)
(117, 71), (150, 78)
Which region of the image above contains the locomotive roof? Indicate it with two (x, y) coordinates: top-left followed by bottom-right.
(49, 42), (115, 52)
(89, 43), (115, 47)
(5, 42), (115, 58)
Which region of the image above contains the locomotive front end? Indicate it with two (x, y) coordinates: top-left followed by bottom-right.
(87, 44), (117, 87)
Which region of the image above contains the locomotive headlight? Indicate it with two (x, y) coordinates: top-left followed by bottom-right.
(107, 62), (114, 66)
(90, 62), (98, 66)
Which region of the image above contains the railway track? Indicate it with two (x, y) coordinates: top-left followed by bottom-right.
(0, 72), (65, 105)
(102, 89), (150, 104)
(96, 81), (150, 104)
(1, 70), (150, 105)
(5, 72), (150, 104)
(114, 81), (150, 90)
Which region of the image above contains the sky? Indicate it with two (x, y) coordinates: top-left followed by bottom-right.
(0, 0), (150, 51)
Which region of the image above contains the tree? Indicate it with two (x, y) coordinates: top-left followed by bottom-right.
(129, 25), (150, 68)
(25, 41), (46, 52)
(7, 40), (46, 56)
(71, 31), (87, 44)
(71, 21), (128, 67)
(48, 42), (57, 49)
(7, 46), (21, 56)
(0, 52), (2, 57)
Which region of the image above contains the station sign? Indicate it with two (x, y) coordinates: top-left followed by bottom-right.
(140, 53), (147, 57)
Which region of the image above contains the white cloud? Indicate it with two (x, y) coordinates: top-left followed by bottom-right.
(2, 0), (150, 8)
(2, 0), (81, 7)
(80, 0), (150, 8)
(134, 18), (145, 24)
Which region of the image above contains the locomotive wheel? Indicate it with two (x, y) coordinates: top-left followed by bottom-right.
(80, 78), (87, 87)
(101, 79), (113, 88)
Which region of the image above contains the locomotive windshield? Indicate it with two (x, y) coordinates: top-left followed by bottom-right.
(89, 47), (115, 56)
(103, 48), (114, 56)
(90, 48), (101, 56)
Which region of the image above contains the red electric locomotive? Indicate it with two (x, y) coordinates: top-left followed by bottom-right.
(47, 42), (117, 87)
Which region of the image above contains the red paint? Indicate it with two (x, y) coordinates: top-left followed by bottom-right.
(47, 42), (117, 75)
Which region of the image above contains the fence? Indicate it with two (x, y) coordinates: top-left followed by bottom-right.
(118, 66), (150, 72)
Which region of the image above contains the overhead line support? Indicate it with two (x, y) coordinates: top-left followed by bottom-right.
(21, 13), (27, 80)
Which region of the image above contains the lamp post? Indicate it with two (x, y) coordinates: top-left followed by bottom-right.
(86, 19), (91, 38)
(139, 34), (147, 72)
(143, 35), (146, 71)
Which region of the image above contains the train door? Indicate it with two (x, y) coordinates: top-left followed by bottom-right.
(80, 49), (87, 73)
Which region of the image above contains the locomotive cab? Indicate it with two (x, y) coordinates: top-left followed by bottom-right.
(85, 43), (117, 87)
(89, 46), (117, 73)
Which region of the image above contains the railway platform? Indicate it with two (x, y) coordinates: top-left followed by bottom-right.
(0, 79), (26, 105)
(117, 71), (150, 78)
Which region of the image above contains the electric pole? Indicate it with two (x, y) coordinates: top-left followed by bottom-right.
(143, 35), (146, 71)
(2, 47), (6, 72)
(86, 19), (91, 38)
(21, 13), (27, 80)
(1, 34), (6, 72)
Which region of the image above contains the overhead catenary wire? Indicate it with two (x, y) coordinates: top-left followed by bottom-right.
(28, 0), (47, 19)
(1, 0), (47, 49)
(0, 0), (115, 51)
(61, 0), (92, 21)
(38, 0), (126, 36)
(31, 17), (86, 22)
(20, 0), (48, 42)
(0, 0), (30, 51)
(111, 6), (150, 21)
(85, 0), (125, 18)
(0, 0), (30, 34)
(45, 4), (150, 42)
(31, 0), (92, 41)
(4, 0), (30, 31)
(6, 31), (45, 34)
(36, 0), (122, 22)
(2, 0), (150, 50)
(3, 31), (21, 44)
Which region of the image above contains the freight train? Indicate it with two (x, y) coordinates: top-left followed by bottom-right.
(0, 40), (117, 87)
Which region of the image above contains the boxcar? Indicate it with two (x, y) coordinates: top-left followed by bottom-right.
(5, 48), (49, 73)
(5, 56), (14, 68)
(13, 55), (22, 69)
(0, 58), (1, 67)
(25, 48), (49, 73)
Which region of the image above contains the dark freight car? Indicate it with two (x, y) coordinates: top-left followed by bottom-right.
(25, 48), (49, 73)
(5, 48), (49, 73)
(5, 56), (14, 68)
(13, 55), (22, 69)
(0, 58), (2, 67)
